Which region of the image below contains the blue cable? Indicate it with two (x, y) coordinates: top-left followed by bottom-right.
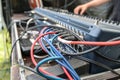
(41, 28), (80, 79)
(40, 37), (74, 72)
(36, 56), (64, 80)
(39, 27), (80, 80)
(49, 47), (78, 80)
(40, 35), (76, 79)
(38, 34), (71, 80)
(50, 35), (80, 79)
(36, 28), (66, 79)
(42, 27), (55, 39)
(44, 36), (80, 80)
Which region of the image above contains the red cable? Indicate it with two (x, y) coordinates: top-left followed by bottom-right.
(31, 31), (73, 80)
(62, 67), (73, 80)
(31, 32), (56, 75)
(39, 27), (73, 80)
(58, 36), (120, 46)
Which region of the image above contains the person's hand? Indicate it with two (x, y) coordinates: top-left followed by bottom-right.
(74, 4), (89, 15)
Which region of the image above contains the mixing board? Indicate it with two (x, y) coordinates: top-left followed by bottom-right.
(11, 7), (120, 80)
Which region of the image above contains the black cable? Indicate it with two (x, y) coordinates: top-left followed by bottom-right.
(86, 36), (120, 64)
(10, 22), (98, 56)
(58, 42), (99, 55)
(49, 27), (120, 76)
(12, 21), (120, 59)
(47, 25), (100, 55)
(11, 31), (26, 54)
(73, 56), (120, 76)
(42, 25), (120, 65)
(10, 19), (32, 55)
(11, 19), (33, 54)
(10, 25), (39, 55)
(10, 24), (68, 55)
(60, 0), (77, 9)
(34, 48), (43, 54)
(94, 50), (120, 63)
(58, 43), (120, 76)
(46, 25), (83, 41)
(19, 64), (39, 75)
(58, 36), (120, 55)
(31, 24), (120, 76)
(10, 19), (120, 78)
(45, 26), (100, 55)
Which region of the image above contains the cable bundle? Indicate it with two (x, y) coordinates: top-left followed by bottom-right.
(14, 19), (120, 79)
(29, 23), (120, 79)
(56, 28), (120, 76)
(31, 26), (81, 80)
(57, 42), (120, 76)
(11, 19), (81, 79)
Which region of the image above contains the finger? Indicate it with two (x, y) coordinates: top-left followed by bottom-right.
(74, 8), (78, 14)
(80, 7), (87, 15)
(80, 9), (85, 15)
(74, 6), (81, 14)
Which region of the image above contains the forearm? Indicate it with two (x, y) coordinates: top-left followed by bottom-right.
(85, 0), (111, 8)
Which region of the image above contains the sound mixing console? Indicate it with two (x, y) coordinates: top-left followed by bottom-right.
(11, 8), (120, 80)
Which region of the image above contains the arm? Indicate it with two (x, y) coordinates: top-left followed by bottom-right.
(74, 0), (110, 15)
